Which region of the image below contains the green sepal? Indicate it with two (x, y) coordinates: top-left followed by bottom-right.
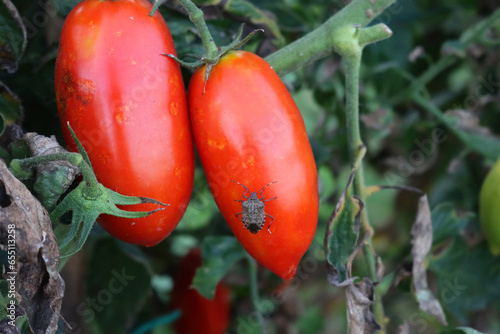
(51, 182), (169, 258)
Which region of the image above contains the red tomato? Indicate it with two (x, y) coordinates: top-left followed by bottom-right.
(188, 51), (318, 279)
(171, 249), (230, 334)
(54, 0), (194, 246)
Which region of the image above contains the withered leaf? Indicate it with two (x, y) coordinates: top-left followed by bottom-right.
(411, 195), (447, 326)
(346, 277), (381, 334)
(0, 158), (65, 334)
(325, 169), (363, 286)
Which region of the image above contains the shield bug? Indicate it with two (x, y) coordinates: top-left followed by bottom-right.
(233, 180), (277, 234)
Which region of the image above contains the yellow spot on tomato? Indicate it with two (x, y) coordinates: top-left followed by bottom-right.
(116, 31), (122, 37)
(168, 76), (179, 86)
(170, 102), (179, 116)
(247, 155), (256, 166)
(207, 138), (227, 150)
(115, 111), (125, 124)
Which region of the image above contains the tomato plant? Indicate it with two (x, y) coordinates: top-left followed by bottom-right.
(171, 248), (230, 334)
(188, 51), (318, 279)
(54, 0), (194, 246)
(4, 0), (500, 332)
(480, 157), (500, 256)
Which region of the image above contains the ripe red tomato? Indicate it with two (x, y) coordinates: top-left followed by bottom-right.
(171, 248), (230, 334)
(188, 51), (318, 279)
(54, 0), (194, 246)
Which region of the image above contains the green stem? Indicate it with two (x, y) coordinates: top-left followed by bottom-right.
(359, 24), (393, 47)
(389, 56), (456, 106)
(341, 32), (386, 333)
(460, 8), (500, 45)
(149, 0), (163, 16)
(265, 0), (397, 75)
(177, 0), (219, 60)
(411, 92), (467, 143)
(248, 256), (265, 334)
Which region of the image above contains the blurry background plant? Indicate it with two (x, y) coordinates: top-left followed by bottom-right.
(1, 0), (500, 333)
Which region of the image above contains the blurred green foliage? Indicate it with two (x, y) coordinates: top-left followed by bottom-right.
(0, 0), (499, 333)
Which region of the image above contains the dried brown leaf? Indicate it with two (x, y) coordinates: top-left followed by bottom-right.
(411, 195), (447, 326)
(0, 158), (65, 334)
(346, 277), (381, 334)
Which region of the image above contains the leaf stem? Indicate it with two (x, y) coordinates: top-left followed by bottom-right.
(176, 0), (219, 60)
(248, 256), (265, 334)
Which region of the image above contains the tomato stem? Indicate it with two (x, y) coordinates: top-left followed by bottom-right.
(334, 25), (387, 333)
(176, 0), (219, 60)
(265, 0), (397, 76)
(149, 0), (163, 17)
(248, 256), (266, 334)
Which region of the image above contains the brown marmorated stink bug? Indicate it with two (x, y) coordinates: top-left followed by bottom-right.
(233, 180), (277, 234)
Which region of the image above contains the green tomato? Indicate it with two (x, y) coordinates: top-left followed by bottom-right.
(479, 157), (500, 256)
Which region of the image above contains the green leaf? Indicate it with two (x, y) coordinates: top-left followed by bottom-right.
(439, 327), (485, 334)
(431, 203), (470, 245)
(296, 307), (324, 334)
(176, 168), (219, 231)
(192, 236), (246, 299)
(51, 0), (80, 17)
(0, 82), (23, 125)
(293, 88), (324, 135)
(169, 234), (198, 257)
(86, 239), (152, 334)
(326, 194), (360, 284)
(325, 170), (362, 285)
(364, 165), (396, 228)
(429, 238), (500, 322)
(0, 0), (26, 72)
(318, 165), (336, 204)
(175, 192), (218, 230)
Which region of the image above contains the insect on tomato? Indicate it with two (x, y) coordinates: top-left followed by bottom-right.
(171, 248), (230, 334)
(54, 0), (194, 246)
(233, 180), (277, 234)
(188, 51), (319, 280)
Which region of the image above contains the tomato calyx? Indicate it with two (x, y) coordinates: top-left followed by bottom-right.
(163, 25), (263, 85)
(9, 123), (170, 258)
